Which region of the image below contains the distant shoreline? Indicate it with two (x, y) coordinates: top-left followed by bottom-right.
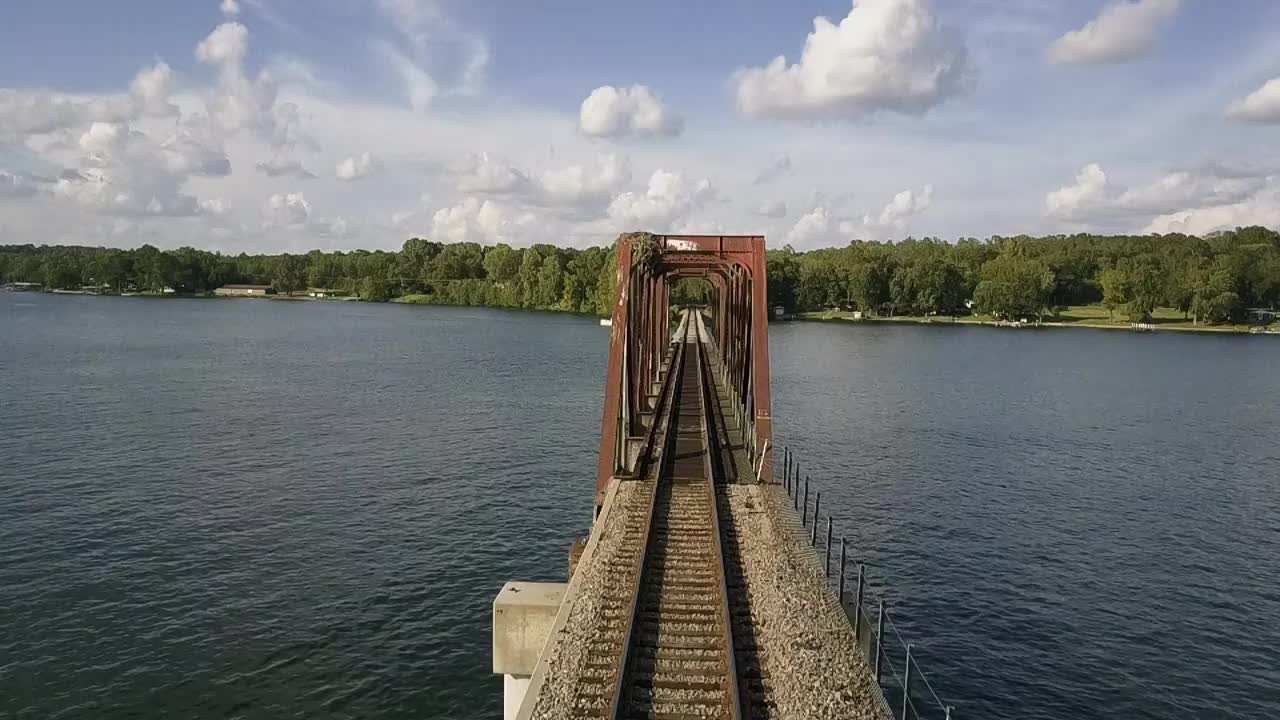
(2, 287), (605, 318)
(796, 310), (1276, 336)
(10, 289), (1276, 336)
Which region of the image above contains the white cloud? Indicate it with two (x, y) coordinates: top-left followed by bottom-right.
(1046, 163), (1109, 219)
(752, 200), (788, 218)
(129, 62), (178, 117)
(0, 65), (178, 141)
(607, 169), (714, 228)
(579, 85), (683, 138)
(455, 152), (527, 193)
(440, 152), (633, 219)
(160, 131), (232, 177)
(457, 36), (491, 95)
(312, 215), (352, 238)
(265, 191), (310, 226)
(380, 44), (438, 112)
(786, 186), (933, 245)
(0, 170), (43, 198)
(1044, 163), (1264, 222)
(196, 23), (271, 132)
(1143, 180), (1280, 235)
(0, 91), (96, 140)
(200, 197), (232, 217)
(194, 21), (307, 149)
(48, 120), (230, 218)
(220, 0), (241, 17)
(752, 154), (792, 185)
(734, 0), (970, 119)
(255, 157), (316, 179)
(268, 102), (314, 152)
(868, 184), (933, 231)
(335, 152), (380, 181)
(196, 22), (248, 67)
(786, 206), (835, 246)
(372, 0), (488, 103)
(375, 0), (441, 35)
(430, 196), (537, 244)
(674, 219), (727, 234)
(538, 153), (631, 207)
(262, 191), (351, 238)
(1226, 77), (1280, 124)
(7, 0), (1269, 253)
(386, 193), (433, 230)
(1044, 162), (1280, 235)
(1047, 0), (1180, 65)
(1117, 172), (1263, 214)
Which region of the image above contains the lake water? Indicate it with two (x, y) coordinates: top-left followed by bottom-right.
(1, 293), (1277, 720)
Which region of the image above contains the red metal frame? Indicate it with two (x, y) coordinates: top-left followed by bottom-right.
(596, 234), (773, 511)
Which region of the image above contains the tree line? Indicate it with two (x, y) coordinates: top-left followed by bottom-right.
(0, 239), (622, 315)
(767, 227), (1280, 324)
(2, 225), (1278, 324)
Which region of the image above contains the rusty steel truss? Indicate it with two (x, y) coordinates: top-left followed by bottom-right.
(596, 233), (773, 511)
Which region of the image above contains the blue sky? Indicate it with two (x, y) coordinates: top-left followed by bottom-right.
(2, 0), (1279, 252)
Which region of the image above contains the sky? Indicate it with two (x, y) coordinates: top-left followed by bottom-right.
(2, 0), (1280, 253)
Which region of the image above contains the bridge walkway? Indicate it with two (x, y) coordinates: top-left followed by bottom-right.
(516, 312), (887, 720)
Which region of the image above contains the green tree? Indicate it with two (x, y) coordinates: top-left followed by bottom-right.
(483, 243), (522, 282)
(88, 251), (131, 292)
(1100, 267), (1129, 321)
(271, 254), (307, 295)
(536, 255), (564, 308)
(849, 256), (892, 314)
(973, 254), (1055, 322)
(593, 244), (619, 317)
(766, 248), (801, 311)
(42, 256), (82, 289)
(133, 245), (178, 292)
(517, 248), (544, 307)
(359, 276), (393, 302)
(399, 238), (441, 282)
(431, 242), (485, 280)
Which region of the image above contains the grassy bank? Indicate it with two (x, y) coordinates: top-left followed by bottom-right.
(798, 306), (1267, 334)
(392, 293), (601, 318)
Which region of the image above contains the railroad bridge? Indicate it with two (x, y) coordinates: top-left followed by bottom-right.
(493, 234), (948, 720)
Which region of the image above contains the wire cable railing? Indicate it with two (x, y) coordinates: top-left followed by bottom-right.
(780, 445), (958, 720)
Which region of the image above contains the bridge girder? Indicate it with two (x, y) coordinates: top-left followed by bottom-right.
(596, 234), (773, 511)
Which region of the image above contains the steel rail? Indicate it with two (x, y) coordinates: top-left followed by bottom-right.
(604, 316), (692, 719)
(604, 310), (743, 720)
(694, 311), (741, 484)
(693, 315), (746, 720)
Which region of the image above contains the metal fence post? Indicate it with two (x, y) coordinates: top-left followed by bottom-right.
(902, 644), (913, 720)
(824, 517), (833, 575)
(784, 448), (790, 491)
(874, 598), (885, 685)
(834, 538), (844, 594)
(853, 565), (865, 641)
(801, 477), (809, 520)
(811, 492), (821, 546)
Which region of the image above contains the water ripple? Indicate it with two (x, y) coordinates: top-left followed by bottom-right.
(771, 322), (1280, 720)
(4, 297), (1278, 719)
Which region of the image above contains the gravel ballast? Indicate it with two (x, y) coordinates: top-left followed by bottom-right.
(527, 480), (642, 720)
(724, 482), (890, 720)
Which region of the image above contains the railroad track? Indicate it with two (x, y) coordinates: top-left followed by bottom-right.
(571, 311), (744, 720)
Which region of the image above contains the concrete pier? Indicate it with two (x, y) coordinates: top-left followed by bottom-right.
(492, 582), (567, 720)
